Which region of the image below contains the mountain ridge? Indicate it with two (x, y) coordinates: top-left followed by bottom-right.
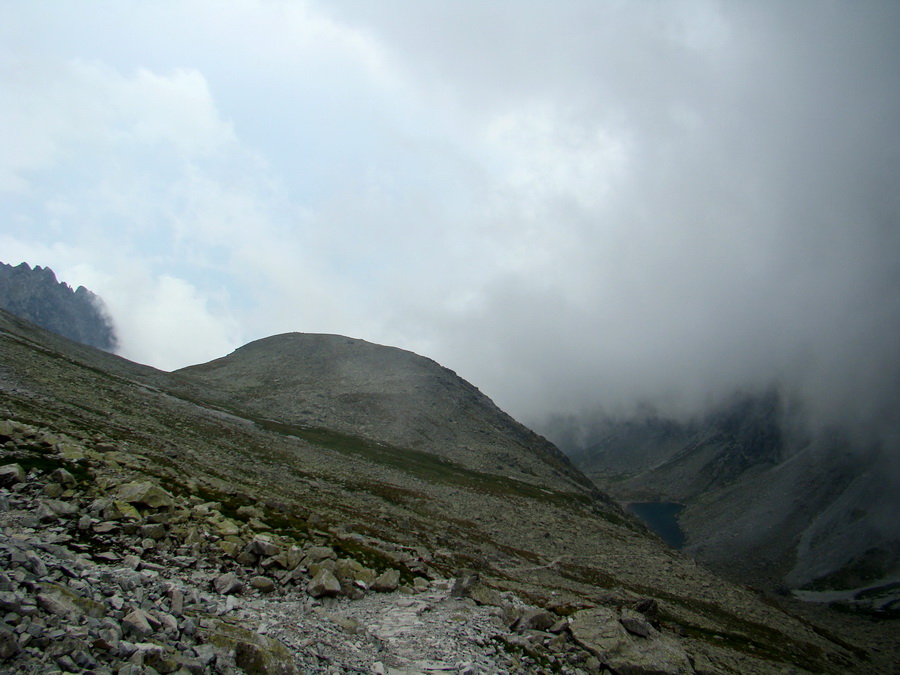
(0, 309), (894, 672)
(0, 261), (117, 352)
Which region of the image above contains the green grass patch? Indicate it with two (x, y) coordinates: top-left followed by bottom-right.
(253, 417), (592, 508)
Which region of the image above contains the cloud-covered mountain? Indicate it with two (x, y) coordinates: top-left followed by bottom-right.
(3, 308), (894, 672)
(0, 261), (118, 352)
(541, 389), (900, 612)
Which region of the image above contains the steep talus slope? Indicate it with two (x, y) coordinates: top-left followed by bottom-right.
(0, 310), (884, 673)
(175, 333), (591, 494)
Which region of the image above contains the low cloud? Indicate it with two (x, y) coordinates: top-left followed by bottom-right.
(1, 1), (898, 448)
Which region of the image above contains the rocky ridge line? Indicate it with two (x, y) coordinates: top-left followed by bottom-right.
(0, 262), (117, 353)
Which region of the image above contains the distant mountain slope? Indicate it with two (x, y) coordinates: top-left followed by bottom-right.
(543, 391), (900, 606)
(0, 308), (880, 673)
(175, 333), (592, 494)
(0, 261), (117, 351)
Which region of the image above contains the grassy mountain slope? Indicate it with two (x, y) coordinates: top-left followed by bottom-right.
(0, 309), (880, 673)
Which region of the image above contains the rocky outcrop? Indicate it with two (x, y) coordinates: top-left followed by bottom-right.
(569, 607), (693, 675)
(0, 261), (117, 351)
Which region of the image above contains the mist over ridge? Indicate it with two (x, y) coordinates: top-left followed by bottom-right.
(1, 2), (898, 463)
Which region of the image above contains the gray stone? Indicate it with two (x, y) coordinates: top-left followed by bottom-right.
(249, 576), (276, 593)
(213, 572), (244, 596)
(0, 464), (25, 487)
(620, 607), (654, 637)
(307, 569), (342, 598)
(116, 481), (175, 509)
(569, 607), (694, 675)
(248, 535), (281, 557)
(371, 569), (401, 592)
(122, 609), (155, 638)
(141, 523), (167, 540)
(0, 624), (18, 659)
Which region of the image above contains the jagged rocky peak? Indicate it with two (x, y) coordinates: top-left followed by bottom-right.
(0, 261), (118, 352)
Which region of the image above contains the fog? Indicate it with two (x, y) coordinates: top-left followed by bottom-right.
(1, 1), (898, 445)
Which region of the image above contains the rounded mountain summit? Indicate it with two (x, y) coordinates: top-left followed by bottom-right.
(175, 333), (591, 494)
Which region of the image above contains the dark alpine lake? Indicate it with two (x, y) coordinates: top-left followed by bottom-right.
(627, 501), (686, 549)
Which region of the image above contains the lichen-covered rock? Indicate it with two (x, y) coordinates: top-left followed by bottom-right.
(207, 621), (298, 675)
(122, 608), (156, 638)
(116, 481), (175, 509)
(214, 572), (244, 595)
(307, 569), (341, 598)
(0, 624), (19, 660)
(569, 606), (694, 675)
(36, 582), (105, 619)
(0, 463), (26, 487)
(250, 575), (277, 593)
(371, 569), (401, 592)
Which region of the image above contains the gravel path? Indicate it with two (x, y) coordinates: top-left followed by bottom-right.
(233, 582), (524, 674)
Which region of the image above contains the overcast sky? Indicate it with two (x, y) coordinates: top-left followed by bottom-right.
(1, 1), (898, 436)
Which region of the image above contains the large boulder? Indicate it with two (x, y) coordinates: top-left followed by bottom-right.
(207, 621), (298, 675)
(0, 464), (25, 487)
(569, 606), (694, 675)
(371, 569), (401, 592)
(307, 569), (341, 598)
(116, 481), (175, 509)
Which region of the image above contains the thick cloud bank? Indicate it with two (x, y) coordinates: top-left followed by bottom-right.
(0, 2), (898, 445)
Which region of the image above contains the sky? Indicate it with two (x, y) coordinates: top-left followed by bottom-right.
(1, 1), (898, 439)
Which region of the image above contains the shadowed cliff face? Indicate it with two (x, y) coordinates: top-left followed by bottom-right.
(0, 309), (881, 673)
(0, 261), (118, 352)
